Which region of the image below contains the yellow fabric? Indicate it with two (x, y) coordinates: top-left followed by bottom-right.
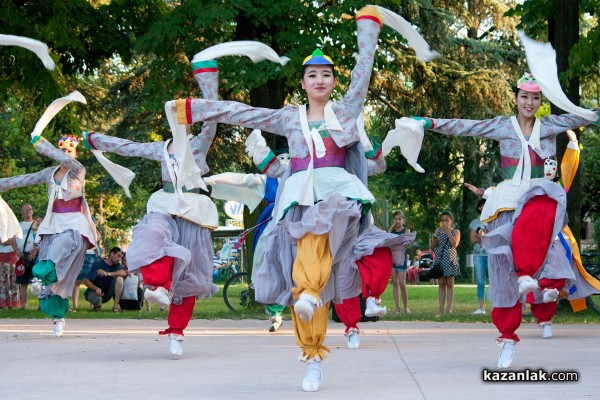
(291, 232), (332, 301)
(290, 232), (332, 360)
(481, 206), (515, 223)
(291, 305), (331, 361)
(559, 146), (600, 296)
(175, 99), (187, 124)
(562, 225), (600, 292)
(560, 145), (579, 192)
(569, 297), (587, 313)
(356, 6), (383, 23)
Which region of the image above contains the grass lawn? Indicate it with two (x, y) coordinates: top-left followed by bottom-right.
(2, 282), (599, 324)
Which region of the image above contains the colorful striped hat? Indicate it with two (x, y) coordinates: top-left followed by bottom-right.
(302, 49), (333, 66)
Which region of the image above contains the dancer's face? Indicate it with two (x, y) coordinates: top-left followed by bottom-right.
(301, 65), (335, 103)
(514, 89), (542, 120)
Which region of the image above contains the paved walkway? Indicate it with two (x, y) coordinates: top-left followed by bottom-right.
(0, 318), (598, 399)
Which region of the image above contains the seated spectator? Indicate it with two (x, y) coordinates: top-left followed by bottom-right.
(407, 254), (421, 284)
(212, 250), (226, 282)
(83, 247), (126, 312)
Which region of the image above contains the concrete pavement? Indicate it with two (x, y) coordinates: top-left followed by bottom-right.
(0, 318), (598, 399)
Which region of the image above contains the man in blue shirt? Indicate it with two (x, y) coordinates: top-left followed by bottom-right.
(83, 247), (125, 312)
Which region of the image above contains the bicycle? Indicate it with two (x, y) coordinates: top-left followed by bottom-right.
(223, 270), (250, 312)
(582, 252), (600, 314)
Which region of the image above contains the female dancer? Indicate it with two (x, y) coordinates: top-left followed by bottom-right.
(468, 130), (600, 338)
(0, 133), (97, 337)
(82, 60), (220, 356)
(174, 7), (385, 391)
(416, 73), (597, 368)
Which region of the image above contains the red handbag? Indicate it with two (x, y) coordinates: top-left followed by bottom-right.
(15, 257), (26, 276)
(15, 223), (34, 277)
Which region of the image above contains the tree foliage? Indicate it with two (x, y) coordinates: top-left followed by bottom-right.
(1, 0), (599, 259)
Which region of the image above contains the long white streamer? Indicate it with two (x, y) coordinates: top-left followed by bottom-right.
(370, 5), (440, 62)
(192, 41), (290, 65)
(382, 117), (425, 173)
(518, 31), (597, 122)
(31, 91), (86, 140)
(90, 150), (135, 198)
(0, 34), (55, 70)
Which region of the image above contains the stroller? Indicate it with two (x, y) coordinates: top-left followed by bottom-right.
(417, 251), (435, 281)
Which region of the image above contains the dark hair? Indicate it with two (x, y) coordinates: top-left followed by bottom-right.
(109, 247), (122, 255)
(301, 64), (336, 78)
(441, 210), (454, 221)
(514, 87), (542, 96)
(392, 210), (405, 218)
(476, 199), (486, 212)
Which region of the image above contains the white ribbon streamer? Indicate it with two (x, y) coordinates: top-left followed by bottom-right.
(382, 117), (425, 173)
(370, 5), (440, 62)
(518, 31), (598, 122)
(31, 91), (86, 140)
(164, 101), (208, 213)
(0, 195), (22, 242)
(0, 34), (55, 70)
(509, 116), (541, 185)
(89, 150), (135, 198)
(355, 112), (373, 152)
(192, 41), (290, 65)
(297, 104), (317, 206)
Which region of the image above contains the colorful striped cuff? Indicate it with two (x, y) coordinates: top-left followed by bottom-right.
(411, 116), (433, 130)
(257, 151), (277, 174)
(192, 60), (218, 74)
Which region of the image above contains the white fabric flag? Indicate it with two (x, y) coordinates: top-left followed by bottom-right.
(382, 117), (426, 173)
(192, 41), (290, 65)
(31, 91), (86, 140)
(89, 150), (136, 198)
(0, 195), (22, 242)
(370, 5), (440, 62)
(518, 31), (597, 122)
(0, 34), (55, 70)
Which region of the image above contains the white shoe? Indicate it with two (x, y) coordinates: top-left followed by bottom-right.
(302, 360), (322, 392)
(294, 294), (317, 322)
(169, 333), (183, 356)
(472, 308), (485, 315)
(268, 315), (282, 332)
(542, 288), (559, 303)
(347, 329), (360, 349)
(144, 287), (171, 307)
(497, 341), (515, 369)
(517, 276), (538, 296)
(364, 297), (387, 317)
(53, 318), (65, 338)
(31, 278), (43, 295)
(542, 324), (553, 339)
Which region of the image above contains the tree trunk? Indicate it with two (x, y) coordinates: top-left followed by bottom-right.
(548, 0), (581, 243)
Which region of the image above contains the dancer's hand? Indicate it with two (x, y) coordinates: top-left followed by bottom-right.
(464, 182), (484, 197)
(566, 129), (578, 143)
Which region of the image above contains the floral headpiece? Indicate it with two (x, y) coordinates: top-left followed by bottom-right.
(517, 72), (541, 92)
(58, 134), (79, 149)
